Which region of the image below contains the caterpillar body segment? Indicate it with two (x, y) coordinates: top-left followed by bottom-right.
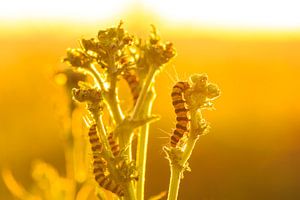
(171, 81), (189, 94)
(94, 173), (124, 196)
(88, 124), (103, 153)
(108, 132), (120, 157)
(87, 124), (124, 197)
(123, 71), (140, 105)
(93, 154), (106, 173)
(170, 81), (190, 147)
(87, 124), (106, 174)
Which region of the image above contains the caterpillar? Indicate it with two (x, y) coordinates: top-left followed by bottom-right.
(108, 132), (120, 157)
(123, 71), (140, 105)
(94, 172), (124, 196)
(170, 81), (190, 147)
(88, 124), (124, 196)
(88, 124), (103, 153)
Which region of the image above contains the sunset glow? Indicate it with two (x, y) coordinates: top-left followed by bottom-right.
(1, 0), (300, 29)
(0, 0), (132, 21)
(142, 0), (300, 28)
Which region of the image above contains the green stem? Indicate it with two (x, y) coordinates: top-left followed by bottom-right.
(117, 67), (158, 163)
(136, 124), (149, 200)
(90, 65), (124, 124)
(181, 109), (202, 165)
(124, 180), (137, 200)
(136, 88), (156, 200)
(131, 67), (157, 120)
(167, 136), (199, 200)
(167, 109), (203, 200)
(181, 135), (199, 165)
(74, 65), (124, 124)
(167, 166), (181, 200)
(98, 116), (136, 200)
(105, 90), (124, 125)
(89, 64), (106, 92)
(96, 115), (114, 159)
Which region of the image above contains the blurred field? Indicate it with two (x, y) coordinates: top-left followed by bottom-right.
(0, 18), (300, 200)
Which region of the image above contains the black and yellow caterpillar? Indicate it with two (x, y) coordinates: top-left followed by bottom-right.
(123, 71), (140, 105)
(88, 124), (124, 196)
(107, 132), (120, 157)
(170, 81), (190, 147)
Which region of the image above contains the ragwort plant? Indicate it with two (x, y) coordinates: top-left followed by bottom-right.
(2, 21), (220, 200)
(64, 21), (220, 200)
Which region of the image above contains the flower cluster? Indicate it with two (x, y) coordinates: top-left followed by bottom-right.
(185, 73), (220, 110)
(135, 26), (176, 73)
(64, 21), (134, 77)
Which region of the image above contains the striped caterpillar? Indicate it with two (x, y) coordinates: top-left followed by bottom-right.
(88, 124), (124, 196)
(123, 71), (140, 105)
(107, 132), (120, 157)
(170, 81), (190, 147)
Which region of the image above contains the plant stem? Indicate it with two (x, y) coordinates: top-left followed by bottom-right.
(106, 74), (124, 124)
(167, 109), (203, 200)
(90, 65), (124, 124)
(124, 180), (137, 200)
(106, 89), (124, 125)
(98, 119), (136, 200)
(96, 115), (114, 159)
(167, 166), (181, 200)
(181, 109), (202, 164)
(181, 135), (199, 165)
(129, 68), (158, 200)
(136, 124), (149, 200)
(167, 136), (200, 200)
(131, 67), (157, 120)
(90, 64), (106, 92)
(136, 87), (155, 200)
(167, 136), (199, 200)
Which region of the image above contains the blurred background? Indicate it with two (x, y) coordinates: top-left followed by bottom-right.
(0, 0), (300, 199)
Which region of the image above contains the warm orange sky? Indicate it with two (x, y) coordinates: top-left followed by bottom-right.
(1, 0), (300, 29)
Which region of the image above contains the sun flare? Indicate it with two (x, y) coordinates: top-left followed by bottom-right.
(142, 0), (300, 28)
(1, 0), (300, 28)
(0, 0), (133, 21)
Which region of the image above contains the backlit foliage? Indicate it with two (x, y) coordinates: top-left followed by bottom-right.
(2, 21), (220, 200)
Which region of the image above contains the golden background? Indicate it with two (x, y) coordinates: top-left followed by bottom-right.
(0, 5), (300, 200)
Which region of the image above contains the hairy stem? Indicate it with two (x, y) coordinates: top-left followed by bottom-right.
(136, 124), (149, 200)
(106, 74), (124, 124)
(167, 136), (199, 200)
(124, 180), (137, 200)
(97, 116), (136, 200)
(181, 135), (199, 165)
(131, 67), (157, 120)
(90, 65), (124, 124)
(167, 109), (203, 200)
(167, 166), (181, 200)
(106, 88), (124, 125)
(96, 115), (114, 159)
(90, 64), (106, 92)
(136, 87), (156, 200)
